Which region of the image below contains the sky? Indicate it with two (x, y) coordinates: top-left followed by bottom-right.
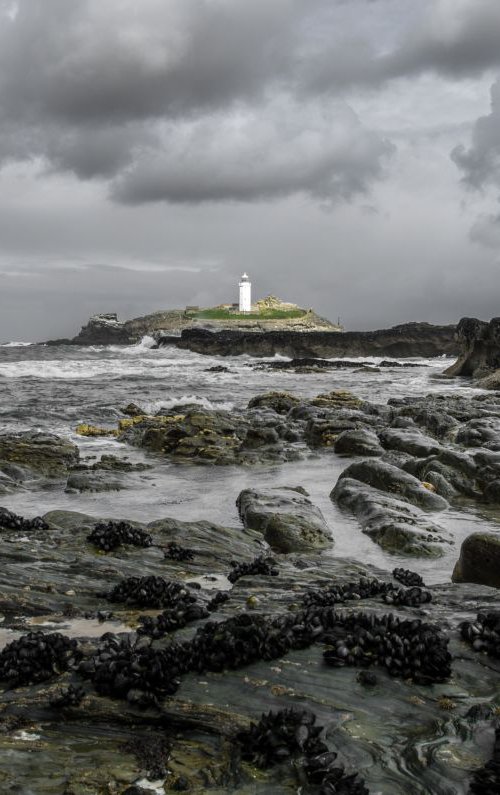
(0, 0), (500, 341)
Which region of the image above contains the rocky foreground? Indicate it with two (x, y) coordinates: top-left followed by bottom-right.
(1, 383), (500, 792)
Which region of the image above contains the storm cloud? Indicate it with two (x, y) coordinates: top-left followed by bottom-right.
(0, 0), (499, 340)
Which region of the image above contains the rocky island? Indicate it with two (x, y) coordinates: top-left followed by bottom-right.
(47, 305), (458, 360)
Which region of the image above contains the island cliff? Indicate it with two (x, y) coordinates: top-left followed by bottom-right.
(173, 322), (458, 359)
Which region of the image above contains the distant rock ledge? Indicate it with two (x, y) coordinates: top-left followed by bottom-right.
(45, 311), (458, 359)
(173, 322), (458, 359)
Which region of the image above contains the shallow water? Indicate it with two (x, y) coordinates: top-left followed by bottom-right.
(0, 342), (498, 585)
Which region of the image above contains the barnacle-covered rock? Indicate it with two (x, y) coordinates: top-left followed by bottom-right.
(228, 554), (279, 583)
(302, 577), (432, 609)
(236, 709), (326, 767)
(87, 521), (153, 552)
(460, 612), (500, 659)
(107, 576), (192, 608)
(138, 603), (209, 638)
(0, 507), (49, 533)
(0, 632), (79, 687)
(322, 611), (451, 684)
(392, 568), (425, 587)
(163, 541), (195, 562)
(49, 684), (85, 708)
(207, 591), (230, 612)
(79, 634), (185, 703)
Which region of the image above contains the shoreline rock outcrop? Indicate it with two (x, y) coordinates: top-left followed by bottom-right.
(452, 533), (500, 588)
(444, 316), (500, 388)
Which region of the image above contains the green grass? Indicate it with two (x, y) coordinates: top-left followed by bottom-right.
(192, 308), (307, 320)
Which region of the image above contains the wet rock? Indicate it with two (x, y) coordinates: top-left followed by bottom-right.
(49, 684), (85, 708)
(66, 471), (129, 492)
(456, 417), (500, 450)
(0, 461), (34, 482)
(205, 365), (230, 373)
(453, 534), (500, 588)
(332, 477), (450, 556)
(86, 454), (150, 473)
(76, 423), (119, 438)
(121, 734), (172, 781)
(237, 487), (332, 553)
(469, 725), (500, 794)
(121, 402), (147, 416)
(336, 459), (449, 511)
(0, 431), (79, 475)
(357, 671), (377, 686)
(379, 427), (442, 458)
(334, 428), (384, 457)
(248, 391), (301, 414)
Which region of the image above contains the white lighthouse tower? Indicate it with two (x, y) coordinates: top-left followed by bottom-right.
(239, 272), (251, 313)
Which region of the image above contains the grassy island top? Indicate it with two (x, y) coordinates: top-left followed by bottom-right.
(191, 307), (308, 320)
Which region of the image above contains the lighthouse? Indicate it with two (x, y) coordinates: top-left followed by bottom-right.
(239, 272), (251, 313)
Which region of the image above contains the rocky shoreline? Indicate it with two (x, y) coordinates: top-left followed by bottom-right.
(1, 373), (500, 792)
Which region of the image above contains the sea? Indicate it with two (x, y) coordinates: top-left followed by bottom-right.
(1, 338), (498, 585)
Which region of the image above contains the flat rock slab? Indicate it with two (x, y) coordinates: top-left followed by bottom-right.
(332, 477), (451, 557)
(237, 487), (332, 553)
(0, 432), (79, 476)
(65, 471), (130, 492)
(453, 533), (500, 588)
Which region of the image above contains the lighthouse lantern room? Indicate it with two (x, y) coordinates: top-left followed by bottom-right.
(239, 273), (251, 313)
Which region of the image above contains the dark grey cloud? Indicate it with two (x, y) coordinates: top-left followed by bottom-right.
(451, 77), (500, 249)
(470, 213), (500, 248)
(112, 99), (394, 204)
(451, 78), (500, 189)
(0, 0), (498, 208)
(0, 0), (499, 342)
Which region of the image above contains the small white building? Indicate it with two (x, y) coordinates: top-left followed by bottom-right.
(239, 272), (251, 312)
